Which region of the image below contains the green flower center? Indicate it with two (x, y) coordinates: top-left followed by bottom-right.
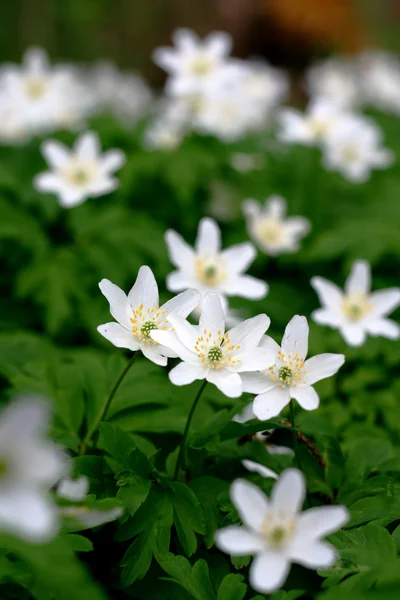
(140, 321), (159, 337)
(208, 346), (223, 362)
(72, 168), (89, 184)
(269, 527), (286, 545)
(279, 366), (292, 381)
(204, 265), (217, 280)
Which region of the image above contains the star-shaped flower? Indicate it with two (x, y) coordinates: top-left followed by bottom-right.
(311, 259), (400, 346)
(241, 315), (345, 419)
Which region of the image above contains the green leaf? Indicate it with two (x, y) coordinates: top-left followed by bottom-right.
(169, 482), (206, 556)
(190, 476), (229, 548)
(158, 554), (216, 600)
(117, 475), (151, 516)
(347, 495), (400, 528)
(99, 422), (152, 476)
(216, 573), (247, 600)
(323, 435), (345, 491)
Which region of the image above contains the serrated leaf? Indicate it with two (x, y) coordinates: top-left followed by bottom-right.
(216, 573), (247, 600)
(158, 554), (216, 600)
(117, 475), (151, 516)
(169, 481), (206, 556)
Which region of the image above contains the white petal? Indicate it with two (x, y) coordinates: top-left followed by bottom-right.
(56, 186), (87, 208)
(230, 479), (269, 532)
(87, 177), (118, 198)
(270, 469), (305, 516)
(215, 526), (265, 555)
(151, 330), (199, 363)
(152, 47), (180, 72)
(221, 243), (256, 274)
(98, 278), (132, 327)
(370, 289), (400, 317)
(296, 505), (349, 540)
(97, 323), (139, 351)
(242, 460), (278, 479)
(340, 324), (366, 346)
(304, 353), (345, 386)
(100, 149), (126, 173)
(285, 216), (311, 237)
(173, 28), (198, 51)
(345, 260), (371, 295)
(205, 31), (232, 57)
(166, 271), (194, 292)
(236, 348), (276, 373)
(222, 275), (268, 300)
(165, 230), (195, 270)
(291, 385), (320, 411)
(169, 362), (207, 385)
(199, 292), (225, 337)
(260, 334), (281, 355)
(161, 289), (201, 318)
(311, 276), (343, 310)
(0, 399), (50, 445)
(207, 369), (242, 398)
(253, 387), (290, 419)
(195, 217), (221, 256)
(289, 540), (337, 569)
(74, 131), (101, 159)
(34, 172), (62, 194)
(249, 551), (291, 594)
(57, 476), (89, 501)
(41, 140), (70, 169)
(0, 489), (58, 542)
(365, 318), (400, 340)
(241, 372), (277, 395)
(281, 315), (308, 359)
(128, 266), (159, 308)
(243, 199), (261, 221)
(228, 314), (271, 352)
(166, 313), (199, 349)
(266, 195), (286, 219)
(140, 343), (168, 366)
(311, 308), (342, 328)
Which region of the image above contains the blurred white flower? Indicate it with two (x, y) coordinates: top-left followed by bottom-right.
(241, 315), (345, 419)
(358, 51), (400, 115)
(153, 28), (235, 97)
(243, 195), (310, 256)
(242, 459), (278, 479)
(215, 469), (349, 594)
(278, 98), (347, 146)
(98, 265), (200, 366)
(311, 260), (400, 346)
(57, 476), (89, 502)
(34, 131), (126, 207)
(165, 217), (268, 310)
(90, 61), (152, 126)
(0, 397), (66, 542)
(322, 114), (394, 183)
(306, 58), (360, 108)
(151, 292), (271, 398)
(61, 505), (123, 528)
(230, 153), (264, 173)
(0, 47), (90, 139)
(239, 61), (288, 114)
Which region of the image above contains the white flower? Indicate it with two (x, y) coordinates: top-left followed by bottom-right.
(322, 114), (393, 183)
(241, 315), (345, 419)
(311, 260), (400, 346)
(239, 61), (288, 114)
(57, 476), (89, 502)
(165, 217), (268, 309)
(61, 505), (123, 528)
(358, 51), (400, 115)
(152, 28), (234, 97)
(215, 469), (349, 594)
(97, 266), (201, 366)
(151, 292), (272, 398)
(306, 58), (360, 108)
(278, 98), (347, 146)
(34, 131), (126, 207)
(242, 460), (278, 479)
(243, 195), (310, 256)
(0, 397), (66, 542)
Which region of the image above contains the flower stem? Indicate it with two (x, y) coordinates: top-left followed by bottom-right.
(289, 400), (301, 470)
(174, 380), (208, 480)
(82, 352), (138, 452)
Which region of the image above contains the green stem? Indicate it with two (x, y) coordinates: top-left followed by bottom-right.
(174, 380), (208, 480)
(82, 352), (138, 452)
(289, 400), (301, 470)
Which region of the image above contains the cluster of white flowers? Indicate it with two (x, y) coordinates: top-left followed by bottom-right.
(278, 98), (393, 183)
(148, 28), (288, 146)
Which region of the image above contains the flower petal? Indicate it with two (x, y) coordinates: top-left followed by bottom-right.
(288, 540), (337, 569)
(345, 260), (370, 295)
(291, 385), (319, 410)
(270, 468), (305, 516)
(0, 489), (58, 542)
(74, 131), (101, 159)
(41, 140), (70, 169)
(249, 551), (291, 594)
(97, 323), (139, 351)
(340, 324), (366, 346)
(205, 31), (232, 57)
(230, 479), (269, 531)
(370, 289), (400, 317)
(236, 348), (276, 372)
(365, 317), (400, 340)
(241, 372), (277, 395)
(34, 172), (62, 194)
(128, 266), (159, 309)
(281, 315), (308, 359)
(253, 387), (290, 419)
(169, 362), (207, 385)
(100, 149), (126, 173)
(222, 275), (268, 300)
(207, 369), (242, 398)
(195, 217), (221, 256)
(242, 460), (278, 479)
(221, 242), (256, 274)
(98, 278), (132, 328)
(215, 526), (265, 556)
(151, 329), (199, 363)
(311, 276), (343, 310)
(228, 314), (271, 351)
(140, 343), (168, 366)
(165, 229), (195, 270)
(296, 505), (349, 541)
(166, 313), (199, 349)
(199, 292), (225, 338)
(166, 271), (194, 292)
(303, 353), (345, 386)
(161, 288), (201, 318)
(311, 308), (343, 328)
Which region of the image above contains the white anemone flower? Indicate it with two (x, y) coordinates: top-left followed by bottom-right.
(34, 131), (126, 207)
(358, 51), (400, 115)
(322, 114), (393, 183)
(98, 265), (201, 366)
(278, 98), (347, 146)
(61, 505), (123, 528)
(165, 217), (268, 310)
(152, 28), (234, 97)
(306, 58), (360, 108)
(241, 315), (345, 419)
(151, 292), (272, 398)
(215, 469), (349, 594)
(243, 195), (310, 256)
(0, 397), (66, 542)
(311, 260), (400, 346)
(57, 476), (89, 502)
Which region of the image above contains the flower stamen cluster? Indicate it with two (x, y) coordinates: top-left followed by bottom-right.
(194, 329), (241, 370)
(130, 304), (167, 344)
(194, 256), (227, 287)
(342, 293), (372, 322)
(260, 513), (297, 549)
(266, 350), (307, 388)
